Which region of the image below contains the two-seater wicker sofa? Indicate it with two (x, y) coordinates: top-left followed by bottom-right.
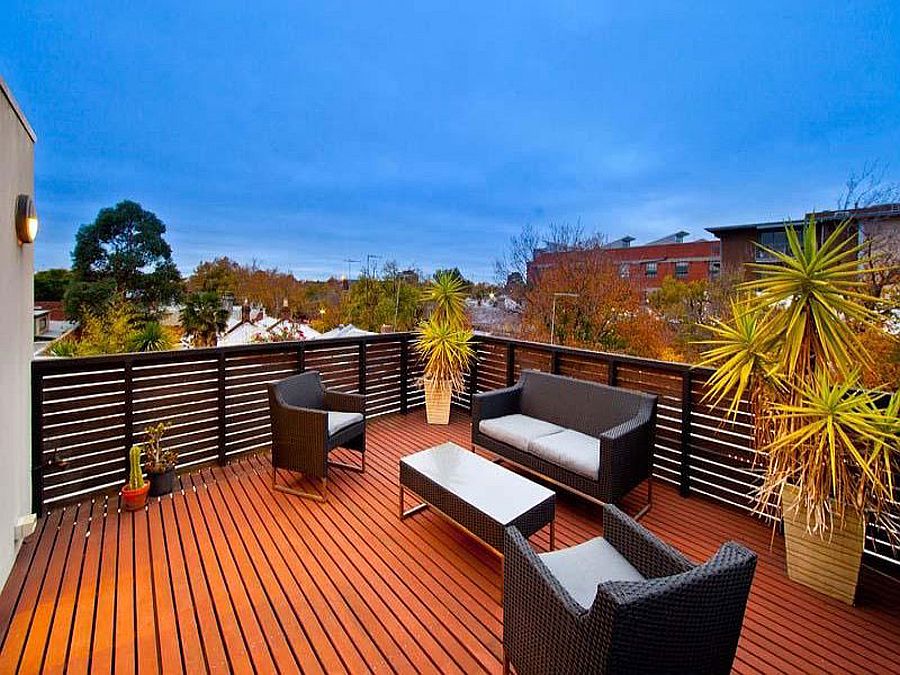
(472, 370), (656, 516)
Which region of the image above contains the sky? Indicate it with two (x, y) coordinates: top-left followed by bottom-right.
(3, 2), (900, 280)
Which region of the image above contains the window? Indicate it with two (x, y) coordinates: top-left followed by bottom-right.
(619, 263), (630, 278)
(756, 229), (789, 259)
(675, 261), (689, 278)
(709, 260), (721, 278)
(645, 262), (657, 277)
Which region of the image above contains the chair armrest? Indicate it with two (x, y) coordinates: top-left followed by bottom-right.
(324, 390), (366, 414)
(602, 505), (693, 578)
(503, 527), (589, 672)
(472, 385), (522, 425)
(272, 401), (329, 434)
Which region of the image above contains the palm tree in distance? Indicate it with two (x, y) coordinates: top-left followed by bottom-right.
(180, 292), (229, 347)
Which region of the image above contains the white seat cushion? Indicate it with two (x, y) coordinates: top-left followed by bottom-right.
(539, 537), (645, 609)
(527, 429), (600, 480)
(328, 411), (364, 436)
(478, 414), (564, 452)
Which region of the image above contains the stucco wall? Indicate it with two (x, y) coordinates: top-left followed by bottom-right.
(0, 77), (35, 585)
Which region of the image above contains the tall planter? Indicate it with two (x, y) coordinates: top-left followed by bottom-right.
(424, 377), (452, 425)
(782, 484), (864, 605)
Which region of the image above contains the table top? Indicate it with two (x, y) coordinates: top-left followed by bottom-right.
(400, 442), (554, 525)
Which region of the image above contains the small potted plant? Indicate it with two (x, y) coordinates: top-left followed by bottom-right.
(415, 271), (474, 425)
(121, 444), (150, 511)
(144, 421), (177, 497)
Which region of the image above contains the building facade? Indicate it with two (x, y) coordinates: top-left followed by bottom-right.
(0, 75), (36, 584)
(707, 203), (900, 274)
(528, 231), (721, 296)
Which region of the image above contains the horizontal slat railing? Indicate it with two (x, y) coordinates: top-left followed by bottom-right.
(32, 333), (419, 514)
(30, 331), (898, 573)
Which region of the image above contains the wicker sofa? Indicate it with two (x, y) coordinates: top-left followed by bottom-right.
(503, 505), (757, 674)
(472, 370), (656, 516)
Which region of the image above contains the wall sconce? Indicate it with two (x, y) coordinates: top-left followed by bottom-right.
(16, 194), (39, 244)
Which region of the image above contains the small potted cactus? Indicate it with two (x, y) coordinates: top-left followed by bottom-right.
(121, 444), (150, 511)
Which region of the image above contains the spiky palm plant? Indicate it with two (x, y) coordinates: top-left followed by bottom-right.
(699, 217), (899, 538)
(128, 321), (175, 352)
(415, 272), (474, 401)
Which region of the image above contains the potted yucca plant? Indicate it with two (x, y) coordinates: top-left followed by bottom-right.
(700, 218), (899, 604)
(121, 444), (150, 511)
(415, 271), (474, 425)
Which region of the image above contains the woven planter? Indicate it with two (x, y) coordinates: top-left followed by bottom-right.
(782, 483), (864, 605)
(424, 377), (452, 425)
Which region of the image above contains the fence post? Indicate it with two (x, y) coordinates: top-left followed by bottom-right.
(30, 365), (44, 517)
(357, 342), (367, 396)
(217, 352), (227, 465)
(123, 361), (134, 480)
(468, 340), (479, 408)
(550, 348), (560, 375)
(608, 358), (618, 386)
(680, 370), (692, 496)
(400, 336), (409, 414)
(297, 344), (305, 373)
(506, 343), (516, 387)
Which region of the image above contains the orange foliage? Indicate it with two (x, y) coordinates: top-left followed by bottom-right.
(859, 326), (900, 390)
(522, 249), (677, 360)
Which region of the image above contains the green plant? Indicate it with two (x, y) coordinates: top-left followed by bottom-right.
(143, 422), (177, 472)
(180, 291), (229, 347)
(47, 338), (78, 357)
(415, 272), (474, 393)
(76, 298), (139, 355)
(415, 316), (474, 392)
(699, 217), (899, 537)
(128, 444), (145, 491)
(128, 321), (175, 352)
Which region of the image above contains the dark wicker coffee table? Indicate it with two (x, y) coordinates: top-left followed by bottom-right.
(399, 441), (555, 552)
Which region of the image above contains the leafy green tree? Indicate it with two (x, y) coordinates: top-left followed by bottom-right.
(76, 299), (139, 356)
(63, 278), (117, 322)
(189, 257), (240, 294)
(180, 292), (229, 347)
(34, 268), (72, 301)
(342, 262), (422, 331)
(70, 200), (183, 317)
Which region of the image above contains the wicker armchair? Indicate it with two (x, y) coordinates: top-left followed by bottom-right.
(503, 505), (757, 675)
(268, 371), (366, 501)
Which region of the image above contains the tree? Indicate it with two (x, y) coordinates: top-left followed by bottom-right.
(34, 268), (72, 301)
(189, 257), (240, 294)
(63, 278), (117, 322)
(341, 261), (422, 331)
(180, 292), (229, 347)
(128, 321), (176, 352)
(521, 247), (674, 358)
(76, 299), (139, 356)
(70, 200), (183, 316)
(648, 278), (710, 360)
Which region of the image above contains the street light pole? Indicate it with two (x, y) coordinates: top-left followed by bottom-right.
(550, 292), (579, 346)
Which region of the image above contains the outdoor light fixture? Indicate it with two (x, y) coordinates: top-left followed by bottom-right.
(15, 194), (39, 244)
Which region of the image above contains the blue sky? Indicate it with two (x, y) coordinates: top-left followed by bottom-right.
(3, 2), (899, 280)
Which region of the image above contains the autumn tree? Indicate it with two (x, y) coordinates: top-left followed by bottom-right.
(341, 262), (423, 331)
(521, 247), (674, 358)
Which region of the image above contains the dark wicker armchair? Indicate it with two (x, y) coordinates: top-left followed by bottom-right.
(503, 505), (757, 675)
(268, 371), (366, 501)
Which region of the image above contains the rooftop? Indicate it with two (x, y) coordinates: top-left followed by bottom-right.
(1, 410), (899, 673)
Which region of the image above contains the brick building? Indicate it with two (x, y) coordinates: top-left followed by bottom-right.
(528, 231), (721, 296)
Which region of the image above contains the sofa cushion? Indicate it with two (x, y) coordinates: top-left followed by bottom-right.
(478, 414), (564, 452)
(328, 411), (364, 436)
(527, 429), (600, 480)
(539, 537), (645, 609)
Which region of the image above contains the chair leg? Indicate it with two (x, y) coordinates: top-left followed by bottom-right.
(634, 474), (652, 520)
(272, 468), (328, 502)
(329, 451), (365, 473)
(502, 648), (510, 675)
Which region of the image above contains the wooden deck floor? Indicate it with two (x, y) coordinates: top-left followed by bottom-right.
(1, 409), (899, 674)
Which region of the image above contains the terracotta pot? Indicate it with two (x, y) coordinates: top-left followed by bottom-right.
(424, 377), (452, 425)
(781, 483), (864, 605)
(121, 482), (150, 511)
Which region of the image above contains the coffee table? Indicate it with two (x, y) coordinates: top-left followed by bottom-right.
(399, 442), (555, 552)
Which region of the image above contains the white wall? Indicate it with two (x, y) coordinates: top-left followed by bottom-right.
(0, 76), (35, 585)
